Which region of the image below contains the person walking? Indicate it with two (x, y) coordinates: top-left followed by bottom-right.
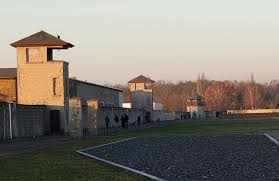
(121, 114), (125, 128)
(114, 115), (120, 134)
(105, 116), (110, 136)
(124, 113), (129, 129)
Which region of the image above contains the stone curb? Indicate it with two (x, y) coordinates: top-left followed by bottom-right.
(264, 133), (279, 146)
(77, 137), (167, 181)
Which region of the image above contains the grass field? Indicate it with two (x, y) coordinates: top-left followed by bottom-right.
(1, 117), (279, 181)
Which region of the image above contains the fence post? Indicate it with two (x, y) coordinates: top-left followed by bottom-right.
(3, 104), (6, 140)
(9, 102), (12, 140)
(12, 103), (17, 138)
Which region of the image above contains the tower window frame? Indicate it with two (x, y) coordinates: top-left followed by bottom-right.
(26, 48), (29, 62)
(53, 78), (58, 96)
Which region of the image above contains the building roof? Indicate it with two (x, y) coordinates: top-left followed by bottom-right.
(128, 75), (155, 84)
(10, 31), (74, 48)
(69, 78), (123, 92)
(0, 68), (17, 78)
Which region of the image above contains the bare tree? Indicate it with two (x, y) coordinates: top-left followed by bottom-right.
(244, 74), (263, 109)
(204, 81), (237, 111)
(196, 73), (210, 96)
(110, 74), (279, 112)
(153, 81), (174, 111)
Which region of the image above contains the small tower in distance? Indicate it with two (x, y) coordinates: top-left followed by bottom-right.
(186, 94), (206, 119)
(128, 75), (155, 112)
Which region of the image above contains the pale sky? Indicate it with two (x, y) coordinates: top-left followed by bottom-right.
(0, 0), (278, 84)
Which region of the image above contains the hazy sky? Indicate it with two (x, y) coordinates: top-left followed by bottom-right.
(1, 0), (278, 84)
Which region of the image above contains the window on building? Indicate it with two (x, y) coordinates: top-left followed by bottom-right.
(146, 83), (152, 89)
(53, 78), (58, 96)
(47, 48), (53, 60)
(26, 48), (29, 62)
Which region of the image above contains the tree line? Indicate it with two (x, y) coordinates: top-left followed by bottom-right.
(112, 73), (279, 112)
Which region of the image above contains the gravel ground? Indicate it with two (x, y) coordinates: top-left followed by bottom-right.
(83, 135), (279, 181)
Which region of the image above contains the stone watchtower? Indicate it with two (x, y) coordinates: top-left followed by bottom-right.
(186, 94), (206, 119)
(128, 75), (155, 112)
(10, 31), (74, 133)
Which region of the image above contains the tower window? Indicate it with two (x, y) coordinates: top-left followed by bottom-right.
(53, 78), (58, 96)
(47, 48), (53, 60)
(26, 48), (29, 62)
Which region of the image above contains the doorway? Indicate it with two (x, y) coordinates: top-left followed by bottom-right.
(50, 110), (60, 133)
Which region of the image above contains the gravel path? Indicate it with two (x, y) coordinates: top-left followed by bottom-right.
(83, 135), (279, 181)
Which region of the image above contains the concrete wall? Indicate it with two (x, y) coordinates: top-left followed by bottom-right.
(0, 103), (47, 140)
(17, 61), (68, 106)
(0, 103), (10, 140)
(69, 79), (122, 107)
(16, 105), (47, 137)
(87, 99), (99, 136)
(131, 91), (153, 111)
(68, 98), (99, 138)
(205, 111), (216, 118)
(123, 102), (163, 111)
(227, 109), (279, 114)
(69, 98), (146, 138)
(187, 105), (206, 119)
(68, 99), (82, 138)
(0, 78), (17, 102)
(68, 98), (190, 138)
(96, 107), (146, 129)
(151, 111), (189, 121)
(152, 110), (175, 121)
(174, 112), (191, 120)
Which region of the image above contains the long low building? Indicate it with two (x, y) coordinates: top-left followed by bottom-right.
(0, 69), (123, 107)
(69, 78), (123, 107)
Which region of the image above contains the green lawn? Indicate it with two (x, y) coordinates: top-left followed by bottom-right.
(1, 117), (279, 181)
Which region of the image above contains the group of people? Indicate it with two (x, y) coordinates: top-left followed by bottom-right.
(104, 113), (130, 129)
(120, 113), (129, 129)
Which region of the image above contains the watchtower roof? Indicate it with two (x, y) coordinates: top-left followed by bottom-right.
(128, 75), (155, 84)
(10, 30), (74, 48)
